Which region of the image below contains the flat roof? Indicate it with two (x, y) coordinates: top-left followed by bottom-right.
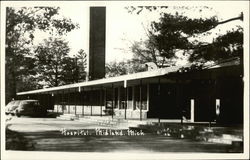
(17, 57), (241, 95)
(17, 65), (183, 95)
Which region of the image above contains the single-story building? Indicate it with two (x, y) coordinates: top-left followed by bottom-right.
(17, 57), (243, 124)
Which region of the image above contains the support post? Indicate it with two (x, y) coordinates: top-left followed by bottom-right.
(62, 90), (65, 114)
(124, 87), (127, 120)
(55, 93), (57, 113)
(158, 77), (161, 125)
(215, 99), (220, 123)
(208, 80), (212, 127)
(104, 87), (107, 117)
(75, 88), (77, 115)
(68, 90), (70, 114)
(56, 91), (58, 113)
(112, 84), (114, 119)
(139, 79), (142, 121)
(61, 92), (63, 113)
(118, 87), (120, 109)
(132, 86), (135, 110)
(191, 99), (195, 122)
(100, 87), (103, 117)
(147, 84), (149, 112)
(82, 88), (85, 117)
(90, 87), (93, 116)
(47, 93), (50, 111)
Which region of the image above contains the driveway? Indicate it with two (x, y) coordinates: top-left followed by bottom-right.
(5, 117), (236, 152)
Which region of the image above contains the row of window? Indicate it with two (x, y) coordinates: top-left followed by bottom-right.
(53, 85), (148, 110)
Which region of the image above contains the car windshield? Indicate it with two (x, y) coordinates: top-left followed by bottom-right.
(20, 101), (39, 107)
(14, 101), (21, 106)
(6, 100), (21, 107)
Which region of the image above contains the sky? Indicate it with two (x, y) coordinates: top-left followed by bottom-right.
(54, 3), (245, 63)
(13, 1), (245, 64)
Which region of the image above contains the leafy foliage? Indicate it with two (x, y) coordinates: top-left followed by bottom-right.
(105, 59), (147, 78)
(34, 37), (71, 87)
(152, 13), (218, 35)
(34, 39), (87, 87)
(125, 6), (243, 69)
(106, 6), (243, 77)
(125, 6), (169, 14)
(5, 7), (79, 102)
(73, 49), (87, 82)
(190, 27), (243, 62)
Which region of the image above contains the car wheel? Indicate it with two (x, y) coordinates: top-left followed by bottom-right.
(16, 111), (20, 117)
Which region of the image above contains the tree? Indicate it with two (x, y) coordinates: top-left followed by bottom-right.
(35, 37), (72, 87)
(5, 7), (78, 102)
(105, 59), (146, 78)
(73, 49), (87, 82)
(35, 39), (88, 86)
(189, 27), (243, 63)
(106, 61), (127, 77)
(125, 6), (243, 68)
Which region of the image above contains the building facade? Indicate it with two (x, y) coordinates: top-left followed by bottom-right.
(17, 58), (243, 124)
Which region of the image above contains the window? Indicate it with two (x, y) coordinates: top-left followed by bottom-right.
(119, 87), (125, 109)
(134, 85), (148, 110)
(127, 87), (133, 109)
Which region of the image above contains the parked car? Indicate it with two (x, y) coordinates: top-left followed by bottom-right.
(5, 100), (47, 117)
(5, 100), (21, 115)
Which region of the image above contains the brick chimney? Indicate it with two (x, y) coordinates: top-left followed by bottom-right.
(87, 7), (106, 81)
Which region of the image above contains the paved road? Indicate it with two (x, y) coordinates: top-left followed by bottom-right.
(5, 117), (234, 153)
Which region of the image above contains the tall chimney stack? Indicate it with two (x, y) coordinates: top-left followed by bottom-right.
(88, 7), (106, 80)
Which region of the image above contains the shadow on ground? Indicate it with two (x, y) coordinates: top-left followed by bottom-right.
(6, 129), (239, 153)
(6, 128), (35, 150)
